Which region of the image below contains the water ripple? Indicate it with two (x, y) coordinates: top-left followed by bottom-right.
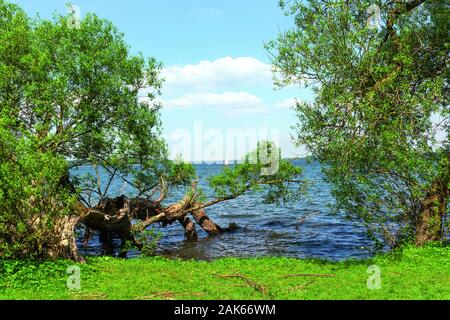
(73, 160), (373, 261)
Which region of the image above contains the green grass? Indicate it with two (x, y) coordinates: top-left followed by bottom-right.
(0, 245), (449, 300)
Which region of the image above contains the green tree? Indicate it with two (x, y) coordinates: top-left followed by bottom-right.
(0, 1), (307, 260)
(84, 141), (306, 257)
(0, 121), (78, 260)
(267, 0), (449, 248)
(0, 0), (170, 260)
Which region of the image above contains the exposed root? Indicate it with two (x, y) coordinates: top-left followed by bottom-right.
(135, 291), (205, 300)
(280, 273), (336, 278)
(135, 292), (176, 300)
(287, 281), (315, 292)
(216, 273), (269, 296)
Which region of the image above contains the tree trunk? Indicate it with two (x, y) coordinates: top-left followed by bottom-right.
(50, 176), (233, 261)
(178, 216), (198, 241)
(415, 152), (450, 246)
(79, 196), (231, 256)
(416, 184), (448, 246)
(191, 209), (223, 235)
(46, 215), (85, 263)
(82, 196), (132, 239)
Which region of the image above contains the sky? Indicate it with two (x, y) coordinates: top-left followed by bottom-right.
(11, 0), (313, 162)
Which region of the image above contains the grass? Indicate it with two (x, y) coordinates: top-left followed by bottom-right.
(0, 245), (449, 300)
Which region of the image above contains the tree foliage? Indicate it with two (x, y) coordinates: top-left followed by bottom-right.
(267, 0), (449, 248)
(0, 121), (77, 258)
(208, 141), (305, 206)
(0, 0), (186, 259)
(0, 0), (307, 260)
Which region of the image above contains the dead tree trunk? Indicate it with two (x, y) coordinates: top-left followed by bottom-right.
(178, 216), (198, 241)
(79, 192), (233, 255)
(191, 209), (223, 235)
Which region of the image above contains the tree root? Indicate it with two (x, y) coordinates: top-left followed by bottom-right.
(280, 273), (336, 278)
(216, 273), (269, 296)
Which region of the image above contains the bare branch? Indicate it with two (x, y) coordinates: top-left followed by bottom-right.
(154, 176), (167, 204)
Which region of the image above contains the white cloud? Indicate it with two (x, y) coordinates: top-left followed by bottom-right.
(141, 56), (304, 116)
(163, 92), (268, 115)
(274, 98), (314, 109)
(275, 98), (298, 109)
(162, 56), (272, 94)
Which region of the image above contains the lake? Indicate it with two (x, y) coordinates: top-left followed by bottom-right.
(72, 160), (374, 261)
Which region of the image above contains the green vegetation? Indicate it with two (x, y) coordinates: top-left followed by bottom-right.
(0, 0), (448, 301)
(267, 0), (449, 247)
(1, 245), (449, 300)
(0, 0), (306, 261)
(0, 0), (169, 260)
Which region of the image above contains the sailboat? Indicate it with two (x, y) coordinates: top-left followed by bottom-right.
(223, 157), (230, 166)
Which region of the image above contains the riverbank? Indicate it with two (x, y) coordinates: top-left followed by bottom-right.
(1, 245), (449, 300)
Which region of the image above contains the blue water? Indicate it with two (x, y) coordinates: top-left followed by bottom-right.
(72, 160), (373, 261)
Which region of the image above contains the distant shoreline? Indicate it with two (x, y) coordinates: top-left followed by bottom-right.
(69, 157), (310, 167)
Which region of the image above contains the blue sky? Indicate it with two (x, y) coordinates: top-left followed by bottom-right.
(11, 0), (314, 161)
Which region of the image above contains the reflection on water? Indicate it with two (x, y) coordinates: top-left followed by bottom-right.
(73, 160), (373, 261)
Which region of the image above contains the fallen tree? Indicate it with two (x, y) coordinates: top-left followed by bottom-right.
(80, 184), (228, 253)
(0, 2), (306, 261)
(75, 142), (306, 260)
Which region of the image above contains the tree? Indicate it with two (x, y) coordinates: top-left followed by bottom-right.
(0, 1), (306, 261)
(80, 141), (306, 258)
(0, 122), (79, 260)
(0, 0), (171, 261)
(267, 0), (449, 248)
